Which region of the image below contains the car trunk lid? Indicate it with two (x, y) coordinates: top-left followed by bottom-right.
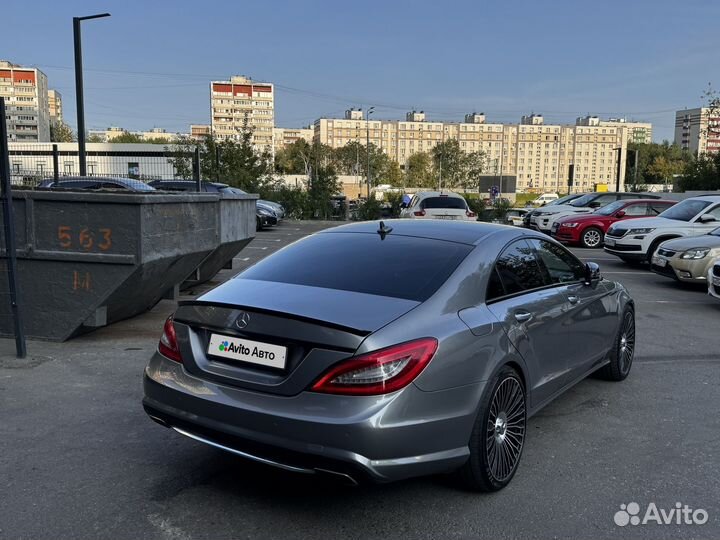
(172, 279), (420, 396)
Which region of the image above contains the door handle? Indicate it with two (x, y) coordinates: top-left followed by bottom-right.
(567, 295), (579, 304)
(514, 311), (533, 323)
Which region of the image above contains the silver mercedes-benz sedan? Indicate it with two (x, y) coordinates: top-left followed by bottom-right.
(143, 220), (635, 491)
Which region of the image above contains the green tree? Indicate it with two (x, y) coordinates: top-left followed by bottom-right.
(166, 127), (274, 193)
(108, 131), (144, 143)
(432, 138), (466, 189)
(87, 133), (104, 143)
(50, 121), (75, 142)
(625, 141), (690, 188)
(678, 152), (720, 191)
(405, 151), (434, 188)
(458, 150), (488, 192)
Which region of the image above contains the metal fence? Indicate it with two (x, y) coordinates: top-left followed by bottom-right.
(7, 142), (192, 188)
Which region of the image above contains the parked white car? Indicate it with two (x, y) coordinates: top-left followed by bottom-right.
(604, 196), (720, 263)
(531, 193), (559, 206)
(400, 191), (476, 221)
(708, 258), (720, 301)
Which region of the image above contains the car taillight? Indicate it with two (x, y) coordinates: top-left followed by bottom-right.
(466, 210), (476, 218)
(414, 210), (425, 216)
(311, 338), (438, 395)
(158, 316), (182, 363)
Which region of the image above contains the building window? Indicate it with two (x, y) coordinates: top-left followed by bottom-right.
(64, 161), (74, 175)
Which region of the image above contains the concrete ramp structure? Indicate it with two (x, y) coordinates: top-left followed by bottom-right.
(0, 190), (256, 341)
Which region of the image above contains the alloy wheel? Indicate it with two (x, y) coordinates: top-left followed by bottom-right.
(583, 228), (602, 248)
(618, 311), (635, 374)
(486, 377), (526, 482)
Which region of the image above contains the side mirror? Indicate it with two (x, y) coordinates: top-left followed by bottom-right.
(615, 210), (626, 218)
(400, 202), (408, 209)
(584, 262), (601, 287)
(698, 214), (717, 223)
(588, 201), (601, 209)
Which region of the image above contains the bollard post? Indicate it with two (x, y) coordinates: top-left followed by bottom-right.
(0, 98), (26, 358)
(52, 144), (59, 182)
(193, 146), (201, 192)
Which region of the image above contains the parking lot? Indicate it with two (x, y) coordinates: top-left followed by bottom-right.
(1, 220), (719, 539)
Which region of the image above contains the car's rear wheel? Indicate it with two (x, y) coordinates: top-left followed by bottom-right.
(597, 307), (635, 381)
(256, 216), (263, 231)
(581, 227), (603, 249)
(458, 366), (526, 491)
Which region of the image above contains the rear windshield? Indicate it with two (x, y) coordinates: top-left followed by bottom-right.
(239, 232), (473, 301)
(658, 199), (712, 222)
(422, 196), (468, 209)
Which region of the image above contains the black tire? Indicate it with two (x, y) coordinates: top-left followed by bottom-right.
(457, 366), (526, 491)
(580, 227), (603, 249)
(597, 306), (635, 381)
(256, 217), (262, 231)
(646, 239), (664, 264)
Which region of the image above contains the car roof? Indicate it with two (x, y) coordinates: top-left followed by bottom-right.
(687, 195), (720, 202)
(619, 198), (675, 205)
(413, 191), (466, 199)
(319, 219), (510, 245)
(47, 176), (135, 183)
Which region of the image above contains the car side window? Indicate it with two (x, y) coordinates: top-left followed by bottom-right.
(488, 240), (546, 300)
(486, 267), (506, 301)
(623, 203), (648, 216)
(101, 182), (123, 190)
(529, 239), (585, 284)
(650, 202), (670, 215)
(704, 205), (720, 220)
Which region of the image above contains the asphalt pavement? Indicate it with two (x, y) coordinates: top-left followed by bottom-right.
(1, 220), (719, 540)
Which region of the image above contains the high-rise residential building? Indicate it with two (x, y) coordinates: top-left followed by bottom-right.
(273, 126), (313, 152)
(0, 60), (50, 142)
(675, 108), (720, 155)
(577, 115), (652, 144)
(315, 109), (635, 192)
(210, 75), (274, 150)
(48, 89), (63, 125)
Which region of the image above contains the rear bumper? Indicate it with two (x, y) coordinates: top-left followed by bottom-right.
(143, 353), (482, 483)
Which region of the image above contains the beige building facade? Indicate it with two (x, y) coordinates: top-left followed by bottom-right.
(577, 115), (652, 144)
(48, 89), (63, 125)
(210, 75), (274, 150)
(315, 109), (633, 192)
(675, 108), (720, 155)
(0, 60), (50, 142)
(273, 126), (313, 152)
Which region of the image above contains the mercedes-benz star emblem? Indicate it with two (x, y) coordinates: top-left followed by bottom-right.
(235, 312), (250, 329)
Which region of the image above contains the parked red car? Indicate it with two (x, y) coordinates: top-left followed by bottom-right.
(552, 198), (676, 248)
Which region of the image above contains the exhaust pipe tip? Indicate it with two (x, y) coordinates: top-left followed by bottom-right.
(147, 414), (170, 428)
(314, 468), (359, 487)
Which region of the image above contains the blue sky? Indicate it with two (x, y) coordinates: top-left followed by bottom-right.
(4, 0), (719, 141)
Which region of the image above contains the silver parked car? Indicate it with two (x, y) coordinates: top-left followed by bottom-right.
(143, 220), (635, 491)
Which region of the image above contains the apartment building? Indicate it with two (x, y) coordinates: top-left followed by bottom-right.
(87, 126), (181, 142)
(577, 115), (652, 144)
(674, 108), (720, 155)
(210, 75), (274, 150)
(315, 109), (632, 192)
(48, 89), (63, 125)
(0, 60), (50, 142)
(273, 126), (313, 151)
(190, 124), (211, 140)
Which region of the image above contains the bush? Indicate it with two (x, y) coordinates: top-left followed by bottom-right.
(355, 198), (383, 220)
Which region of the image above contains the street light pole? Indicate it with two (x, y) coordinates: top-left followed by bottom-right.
(73, 13), (110, 177)
(366, 106), (374, 199)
